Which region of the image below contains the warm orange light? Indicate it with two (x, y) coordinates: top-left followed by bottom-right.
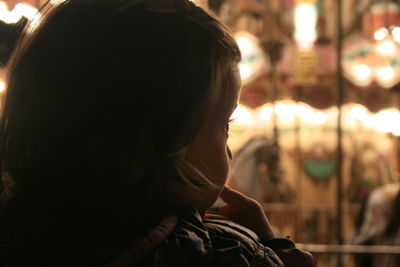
(374, 28), (389, 41)
(294, 3), (317, 50)
(376, 40), (396, 55)
(0, 1), (38, 24)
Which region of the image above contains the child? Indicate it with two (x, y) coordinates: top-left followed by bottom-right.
(0, 0), (315, 266)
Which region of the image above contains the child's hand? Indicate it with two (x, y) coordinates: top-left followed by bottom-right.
(217, 186), (275, 240)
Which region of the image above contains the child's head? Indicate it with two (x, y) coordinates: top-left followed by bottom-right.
(1, 0), (241, 215)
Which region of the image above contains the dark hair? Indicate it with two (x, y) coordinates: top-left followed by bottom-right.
(0, 0), (240, 247)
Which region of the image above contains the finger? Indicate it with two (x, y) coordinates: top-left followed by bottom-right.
(219, 186), (249, 206)
(204, 214), (228, 220)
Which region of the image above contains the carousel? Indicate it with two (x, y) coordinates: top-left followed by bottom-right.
(215, 0), (400, 266)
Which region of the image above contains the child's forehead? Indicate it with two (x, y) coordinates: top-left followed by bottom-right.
(227, 64), (241, 100)
(218, 65), (241, 113)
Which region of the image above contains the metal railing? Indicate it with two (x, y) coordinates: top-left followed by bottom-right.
(296, 244), (400, 255)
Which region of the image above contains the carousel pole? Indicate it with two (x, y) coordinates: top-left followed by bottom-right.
(260, 0), (285, 142)
(336, 0), (344, 265)
(270, 57), (279, 141)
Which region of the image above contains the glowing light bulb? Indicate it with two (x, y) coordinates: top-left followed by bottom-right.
(239, 65), (251, 80)
(349, 105), (368, 121)
(231, 105), (253, 125)
(374, 28), (389, 41)
(354, 64), (372, 82)
(393, 27), (400, 43)
(374, 110), (399, 133)
(294, 3), (318, 51)
(258, 106), (273, 121)
(389, 110), (400, 135)
(376, 40), (396, 55)
(365, 114), (377, 130)
(0, 1), (39, 24)
(313, 111), (327, 125)
(377, 66), (395, 82)
(326, 107), (338, 121)
(235, 36), (253, 55)
(13, 3), (37, 20)
(297, 104), (314, 123)
(274, 103), (287, 116)
(392, 125), (400, 136)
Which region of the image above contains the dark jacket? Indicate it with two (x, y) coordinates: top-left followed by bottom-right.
(129, 209), (286, 267)
(1, 208), (310, 267)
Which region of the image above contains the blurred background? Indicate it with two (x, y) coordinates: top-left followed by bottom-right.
(2, 0), (400, 266)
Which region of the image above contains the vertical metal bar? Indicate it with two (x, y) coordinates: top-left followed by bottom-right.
(336, 0), (344, 265)
(261, 0), (280, 142)
(271, 65), (278, 140)
(294, 85), (302, 242)
(384, 0), (389, 29)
